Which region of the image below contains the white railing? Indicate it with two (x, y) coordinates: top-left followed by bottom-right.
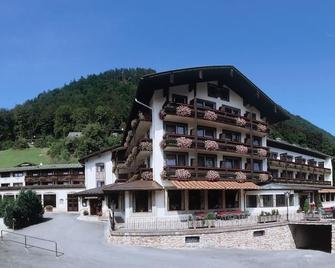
(117, 213), (305, 231)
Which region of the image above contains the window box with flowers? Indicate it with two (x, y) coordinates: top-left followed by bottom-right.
(236, 117), (247, 127)
(203, 110), (217, 121)
(204, 140), (219, 151)
(235, 172), (247, 182)
(257, 124), (267, 133)
(141, 171), (153, 180)
(206, 170), (220, 181)
(175, 169), (191, 180)
(176, 137), (193, 149)
(257, 148), (268, 158)
(176, 105), (192, 117)
(235, 145), (248, 154)
(139, 141), (152, 151)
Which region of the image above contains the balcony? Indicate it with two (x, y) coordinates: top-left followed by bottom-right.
(25, 174), (85, 186)
(124, 112), (152, 155)
(163, 166), (269, 183)
(161, 102), (268, 136)
(163, 133), (268, 159)
(271, 176), (331, 186)
(268, 158), (331, 175)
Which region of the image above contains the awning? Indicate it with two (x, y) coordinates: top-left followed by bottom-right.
(75, 187), (104, 197)
(103, 180), (163, 192)
(319, 189), (335, 194)
(169, 180), (259, 190)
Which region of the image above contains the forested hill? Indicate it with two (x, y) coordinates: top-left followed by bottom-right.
(0, 67), (334, 162)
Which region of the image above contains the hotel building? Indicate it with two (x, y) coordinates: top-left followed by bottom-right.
(77, 66), (333, 221)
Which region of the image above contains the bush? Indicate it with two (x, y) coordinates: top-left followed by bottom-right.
(0, 199), (15, 217)
(13, 137), (29, 149)
(3, 190), (44, 229)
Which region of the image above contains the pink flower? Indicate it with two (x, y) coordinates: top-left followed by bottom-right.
(204, 140), (219, 151)
(159, 110), (167, 120)
(160, 170), (168, 179)
(203, 110), (217, 121)
(176, 137), (193, 149)
(235, 172), (247, 182)
(236, 117), (247, 127)
(139, 141), (152, 151)
(236, 145), (248, 154)
(257, 124), (267, 132)
(259, 174), (269, 182)
(257, 148), (267, 157)
(175, 169), (191, 180)
(176, 105), (192, 117)
(206, 170), (220, 181)
(141, 171), (153, 180)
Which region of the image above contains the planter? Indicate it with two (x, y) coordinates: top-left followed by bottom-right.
(188, 219), (215, 229)
(257, 215), (281, 223)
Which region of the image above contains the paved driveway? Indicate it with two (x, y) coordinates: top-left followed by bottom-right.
(1, 213), (335, 268)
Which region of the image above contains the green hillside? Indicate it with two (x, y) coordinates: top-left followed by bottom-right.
(0, 67), (334, 162)
(0, 148), (53, 168)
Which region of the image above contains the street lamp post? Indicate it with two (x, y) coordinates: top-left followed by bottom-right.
(285, 192), (290, 222)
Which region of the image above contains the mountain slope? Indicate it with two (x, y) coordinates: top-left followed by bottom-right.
(0, 67), (334, 162)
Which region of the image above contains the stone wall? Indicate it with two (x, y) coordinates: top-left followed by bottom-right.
(109, 224), (296, 250)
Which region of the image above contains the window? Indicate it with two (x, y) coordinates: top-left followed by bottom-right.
(207, 83), (229, 101)
(97, 181), (105, 188)
(269, 169), (279, 178)
(1, 183), (10, 187)
(13, 172), (23, 177)
(168, 190), (184, 211)
(165, 153), (187, 166)
(289, 194), (295, 206)
(275, 195), (286, 207)
(246, 195), (257, 208)
(220, 105), (240, 116)
(134, 191), (152, 212)
(221, 130), (241, 142)
(326, 193), (330, 202)
(270, 152), (278, 159)
(198, 155), (216, 168)
(44, 194), (56, 207)
(172, 94), (187, 104)
(296, 172), (306, 179)
(253, 136), (262, 146)
(262, 195), (273, 207)
(281, 171), (294, 179)
(165, 122), (187, 135)
(225, 190), (239, 208)
(107, 192), (120, 209)
(221, 157), (241, 169)
(246, 159), (263, 171)
(208, 190), (222, 209)
(197, 126), (216, 139)
(96, 163), (105, 173)
(188, 190), (204, 210)
(191, 98), (216, 109)
(0, 172), (10, 178)
(13, 183), (23, 187)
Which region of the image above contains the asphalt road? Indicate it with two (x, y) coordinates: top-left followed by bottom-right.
(0, 213), (335, 268)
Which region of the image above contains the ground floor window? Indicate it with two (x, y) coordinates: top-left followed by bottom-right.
(326, 193), (331, 202)
(246, 195), (257, 208)
(107, 192), (120, 209)
(188, 190), (205, 210)
(289, 194), (295, 206)
(168, 190), (184, 211)
(133, 191), (152, 213)
(262, 195), (273, 207)
(225, 190), (239, 208)
(3, 195), (14, 201)
(44, 194), (56, 207)
(208, 190), (222, 209)
(275, 195), (286, 207)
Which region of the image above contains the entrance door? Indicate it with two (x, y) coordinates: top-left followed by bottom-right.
(90, 199), (102, 215)
(67, 194), (78, 212)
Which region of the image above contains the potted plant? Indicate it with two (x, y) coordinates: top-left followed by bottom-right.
(205, 212), (216, 228)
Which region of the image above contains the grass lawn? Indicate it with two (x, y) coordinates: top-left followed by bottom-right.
(0, 147), (54, 168)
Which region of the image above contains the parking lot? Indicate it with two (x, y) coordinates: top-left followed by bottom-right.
(1, 213), (335, 268)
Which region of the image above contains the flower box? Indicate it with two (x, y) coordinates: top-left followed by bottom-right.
(257, 215), (281, 223)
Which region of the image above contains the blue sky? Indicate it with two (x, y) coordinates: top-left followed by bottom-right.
(1, 1), (334, 134)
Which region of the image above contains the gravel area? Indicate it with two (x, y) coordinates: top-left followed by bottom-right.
(0, 213), (335, 268)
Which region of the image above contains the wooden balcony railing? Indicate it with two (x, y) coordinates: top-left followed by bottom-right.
(268, 158), (331, 174)
(163, 165), (269, 182)
(162, 102), (268, 134)
(163, 133), (268, 158)
(271, 177), (331, 186)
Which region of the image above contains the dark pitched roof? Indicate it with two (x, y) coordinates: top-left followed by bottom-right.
(78, 145), (123, 164)
(267, 138), (332, 159)
(75, 186), (105, 196)
(123, 66), (289, 143)
(0, 163), (83, 173)
(103, 180), (163, 192)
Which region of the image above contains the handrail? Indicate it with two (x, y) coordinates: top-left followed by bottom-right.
(0, 230), (64, 257)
